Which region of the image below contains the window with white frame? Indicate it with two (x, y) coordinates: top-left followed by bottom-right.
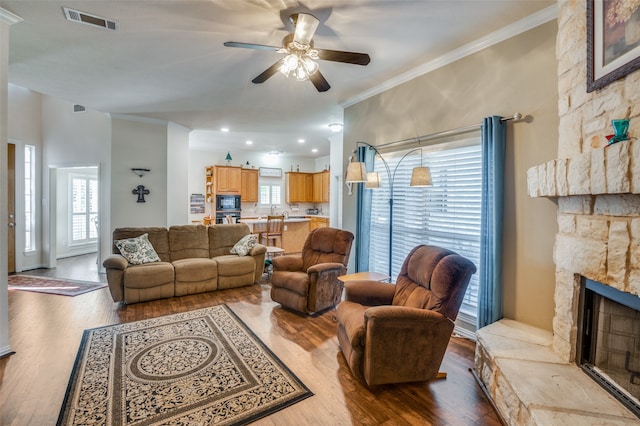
(24, 145), (36, 252)
(259, 183), (282, 206)
(368, 138), (482, 320)
(70, 175), (99, 244)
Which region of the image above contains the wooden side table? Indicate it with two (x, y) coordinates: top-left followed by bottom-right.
(338, 271), (391, 283)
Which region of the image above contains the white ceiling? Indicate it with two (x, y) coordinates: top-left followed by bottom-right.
(4, 0), (554, 158)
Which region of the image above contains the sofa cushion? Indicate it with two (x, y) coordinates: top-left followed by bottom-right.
(215, 255), (255, 276)
(271, 270), (309, 296)
(169, 225), (210, 261)
(230, 234), (258, 256)
(114, 233), (161, 265)
(112, 227), (170, 262)
(172, 258), (217, 282)
(123, 262), (174, 289)
(208, 223), (251, 257)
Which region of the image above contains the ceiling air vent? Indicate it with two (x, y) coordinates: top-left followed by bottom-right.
(62, 7), (118, 31)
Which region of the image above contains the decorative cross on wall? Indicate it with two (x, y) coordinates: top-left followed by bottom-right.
(132, 185), (150, 203)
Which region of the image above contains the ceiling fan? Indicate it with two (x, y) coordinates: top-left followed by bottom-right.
(224, 13), (370, 92)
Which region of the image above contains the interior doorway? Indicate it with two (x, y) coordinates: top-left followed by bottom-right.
(7, 143), (15, 274)
(48, 165), (100, 268)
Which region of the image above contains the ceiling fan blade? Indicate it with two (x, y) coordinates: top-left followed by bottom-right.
(224, 41), (280, 51)
(292, 13), (319, 45)
(316, 49), (371, 66)
(252, 60), (283, 84)
(310, 70), (330, 92)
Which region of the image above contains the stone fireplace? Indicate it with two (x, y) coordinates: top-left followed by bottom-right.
(577, 278), (640, 416)
(473, 1), (640, 424)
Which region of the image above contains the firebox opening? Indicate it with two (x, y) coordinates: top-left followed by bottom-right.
(577, 278), (640, 419)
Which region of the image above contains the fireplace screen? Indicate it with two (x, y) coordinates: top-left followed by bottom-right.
(578, 279), (640, 418)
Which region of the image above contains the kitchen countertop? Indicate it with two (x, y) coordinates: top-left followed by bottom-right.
(239, 217), (311, 224)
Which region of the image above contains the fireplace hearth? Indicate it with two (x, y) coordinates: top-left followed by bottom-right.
(578, 278), (640, 418)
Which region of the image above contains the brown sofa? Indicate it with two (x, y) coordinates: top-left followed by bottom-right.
(103, 223), (266, 304)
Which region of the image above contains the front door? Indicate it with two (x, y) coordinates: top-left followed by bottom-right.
(7, 143), (15, 273)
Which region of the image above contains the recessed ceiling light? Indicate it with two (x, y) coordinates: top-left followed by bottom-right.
(221, 127), (229, 132)
(312, 148), (318, 153)
(328, 122), (343, 132)
(298, 139), (305, 143)
(246, 140), (253, 145)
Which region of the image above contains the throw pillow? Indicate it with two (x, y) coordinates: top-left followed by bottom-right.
(230, 234), (258, 257)
(114, 233), (161, 265)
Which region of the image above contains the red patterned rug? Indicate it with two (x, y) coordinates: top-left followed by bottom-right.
(8, 275), (106, 296)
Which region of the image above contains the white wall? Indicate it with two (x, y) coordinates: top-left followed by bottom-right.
(111, 116), (167, 229)
(167, 122), (190, 226)
(42, 95), (112, 268)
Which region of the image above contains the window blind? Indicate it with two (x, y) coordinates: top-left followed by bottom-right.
(368, 141), (482, 318)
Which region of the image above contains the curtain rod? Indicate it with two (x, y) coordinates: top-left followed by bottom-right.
(375, 113), (523, 150)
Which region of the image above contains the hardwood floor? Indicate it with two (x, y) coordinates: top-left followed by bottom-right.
(1, 255), (501, 425)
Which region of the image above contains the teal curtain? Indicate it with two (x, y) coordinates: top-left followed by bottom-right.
(355, 145), (375, 272)
(478, 116), (506, 328)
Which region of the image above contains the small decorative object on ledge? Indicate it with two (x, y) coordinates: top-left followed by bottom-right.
(606, 118), (630, 145)
(225, 152), (232, 165)
(131, 168), (150, 177)
(132, 185), (149, 203)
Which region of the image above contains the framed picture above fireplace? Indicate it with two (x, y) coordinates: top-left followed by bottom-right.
(587, 0), (640, 92)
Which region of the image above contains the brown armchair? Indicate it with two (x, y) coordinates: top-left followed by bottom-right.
(270, 227), (354, 315)
(336, 245), (476, 386)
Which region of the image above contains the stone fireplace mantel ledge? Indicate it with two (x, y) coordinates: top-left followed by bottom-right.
(475, 319), (638, 425)
(526, 139), (640, 198)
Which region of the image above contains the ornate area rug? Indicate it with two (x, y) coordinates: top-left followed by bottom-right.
(57, 305), (312, 425)
(8, 274), (106, 296)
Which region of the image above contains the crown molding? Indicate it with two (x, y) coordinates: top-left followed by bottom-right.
(0, 7), (23, 25)
(341, 4), (558, 108)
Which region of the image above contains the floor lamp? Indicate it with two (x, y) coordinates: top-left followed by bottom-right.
(345, 142), (432, 277)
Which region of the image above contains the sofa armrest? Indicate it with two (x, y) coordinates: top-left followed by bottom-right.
(344, 281), (395, 306)
(249, 243), (267, 256)
(272, 254), (303, 272)
(103, 254), (128, 270)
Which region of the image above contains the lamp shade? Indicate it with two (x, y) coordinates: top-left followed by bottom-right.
(410, 167), (433, 187)
(345, 162), (367, 182)
(365, 172), (381, 188)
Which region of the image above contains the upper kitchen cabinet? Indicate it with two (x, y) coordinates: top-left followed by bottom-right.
(286, 172), (313, 203)
(214, 166), (242, 194)
(241, 169), (259, 202)
(312, 170), (330, 203)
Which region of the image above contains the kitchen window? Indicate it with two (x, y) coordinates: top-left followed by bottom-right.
(259, 183), (282, 206)
(368, 138), (482, 322)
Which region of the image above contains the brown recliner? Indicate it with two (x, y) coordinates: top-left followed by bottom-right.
(270, 227), (354, 315)
(336, 245), (477, 386)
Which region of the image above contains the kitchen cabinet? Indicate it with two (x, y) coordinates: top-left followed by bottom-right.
(241, 169), (258, 202)
(214, 166), (241, 194)
(309, 216), (329, 230)
(312, 170), (330, 203)
(286, 172), (313, 203)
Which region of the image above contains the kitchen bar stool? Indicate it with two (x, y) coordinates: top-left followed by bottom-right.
(259, 215), (284, 247)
